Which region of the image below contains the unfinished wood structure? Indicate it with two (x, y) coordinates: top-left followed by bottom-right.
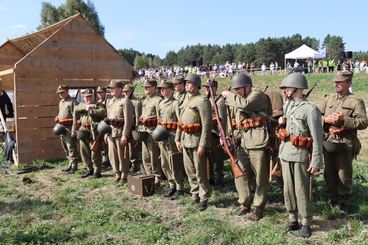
(0, 14), (133, 164)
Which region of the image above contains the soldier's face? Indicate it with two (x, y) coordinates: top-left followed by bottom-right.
(124, 90), (132, 97)
(84, 95), (94, 104)
(174, 82), (185, 92)
(334, 81), (351, 94)
(185, 82), (197, 93)
(144, 86), (155, 95)
(161, 87), (173, 98)
(57, 91), (68, 99)
(111, 87), (122, 97)
(97, 92), (105, 100)
(234, 87), (245, 97)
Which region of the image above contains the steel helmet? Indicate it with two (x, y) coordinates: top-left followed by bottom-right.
(151, 125), (169, 141)
(231, 73), (253, 89)
(184, 73), (201, 88)
(132, 130), (148, 142)
(97, 120), (111, 135)
(76, 130), (90, 141)
(53, 123), (67, 136)
(280, 72), (308, 89)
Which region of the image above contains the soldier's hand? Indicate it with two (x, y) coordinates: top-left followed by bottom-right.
(332, 112), (344, 125)
(176, 141), (182, 152)
(324, 114), (335, 125)
(307, 166), (319, 175)
(54, 116), (59, 123)
(221, 91), (230, 99)
(120, 135), (128, 145)
(104, 134), (108, 144)
(71, 132), (76, 138)
(197, 146), (205, 157)
(278, 116), (286, 126)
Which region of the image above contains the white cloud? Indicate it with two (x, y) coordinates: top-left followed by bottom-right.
(11, 24), (26, 29)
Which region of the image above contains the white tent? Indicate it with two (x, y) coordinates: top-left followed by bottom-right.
(285, 44), (325, 72)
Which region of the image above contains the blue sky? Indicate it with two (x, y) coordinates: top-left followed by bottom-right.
(1, 0), (367, 58)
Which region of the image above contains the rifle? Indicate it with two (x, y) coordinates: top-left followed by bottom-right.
(207, 81), (244, 178)
(91, 131), (105, 152)
(305, 83), (317, 98)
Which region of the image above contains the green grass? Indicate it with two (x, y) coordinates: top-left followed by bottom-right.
(1, 72), (368, 244)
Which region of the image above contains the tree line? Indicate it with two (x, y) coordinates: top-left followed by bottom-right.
(40, 0), (368, 69)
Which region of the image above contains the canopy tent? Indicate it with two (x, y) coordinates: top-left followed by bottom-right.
(284, 44), (325, 72)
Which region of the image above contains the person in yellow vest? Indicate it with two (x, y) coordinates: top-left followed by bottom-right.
(55, 85), (79, 173)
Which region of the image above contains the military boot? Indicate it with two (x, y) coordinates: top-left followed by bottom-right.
(164, 187), (176, 198)
(62, 166), (71, 172)
(299, 225), (312, 238)
(238, 206), (251, 216)
(170, 190), (184, 200)
(249, 208), (263, 221)
(286, 221), (300, 231)
(81, 170), (93, 178)
(197, 201), (208, 211)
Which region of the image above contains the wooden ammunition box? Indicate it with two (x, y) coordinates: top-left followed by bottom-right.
(127, 174), (155, 196)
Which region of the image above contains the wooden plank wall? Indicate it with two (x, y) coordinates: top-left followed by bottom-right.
(13, 15), (134, 163)
(0, 42), (24, 71)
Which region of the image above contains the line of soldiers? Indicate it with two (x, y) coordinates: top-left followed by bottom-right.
(54, 70), (367, 238)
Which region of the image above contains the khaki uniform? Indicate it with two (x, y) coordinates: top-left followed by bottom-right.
(72, 102), (106, 175)
(128, 95), (143, 170)
(106, 96), (134, 178)
(174, 90), (187, 106)
(279, 97), (324, 226)
(57, 96), (79, 170)
(319, 92), (368, 204)
(209, 94), (227, 184)
(176, 92), (212, 202)
(225, 89), (270, 210)
(157, 96), (184, 190)
(138, 94), (162, 178)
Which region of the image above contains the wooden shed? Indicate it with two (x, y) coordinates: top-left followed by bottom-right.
(0, 14), (134, 164)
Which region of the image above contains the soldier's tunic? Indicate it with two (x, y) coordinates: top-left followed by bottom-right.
(176, 92), (212, 202)
(57, 96), (79, 170)
(72, 102), (106, 175)
(319, 92), (368, 203)
(157, 96), (184, 190)
(128, 95), (143, 169)
(225, 89), (270, 210)
(209, 94), (227, 184)
(174, 90), (187, 107)
(97, 97), (109, 164)
(279, 97), (324, 226)
(139, 94), (162, 177)
(106, 95), (134, 178)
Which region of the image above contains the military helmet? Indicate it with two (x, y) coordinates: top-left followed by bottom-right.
(280, 72), (308, 89)
(97, 120), (111, 135)
(151, 125), (169, 142)
(132, 130), (148, 142)
(184, 73), (201, 88)
(76, 130), (90, 141)
(231, 73), (252, 89)
(53, 123), (67, 136)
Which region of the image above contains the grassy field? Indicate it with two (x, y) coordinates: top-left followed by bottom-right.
(1, 72), (368, 244)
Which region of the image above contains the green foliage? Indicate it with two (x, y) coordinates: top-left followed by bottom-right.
(322, 34), (345, 61)
(39, 0), (105, 36)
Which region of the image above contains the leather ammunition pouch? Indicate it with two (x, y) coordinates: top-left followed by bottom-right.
(106, 118), (124, 127)
(277, 128), (289, 141)
(278, 128), (313, 148)
(178, 122), (201, 133)
(157, 119), (178, 129)
(237, 117), (266, 129)
(57, 118), (73, 126)
(141, 117), (157, 127)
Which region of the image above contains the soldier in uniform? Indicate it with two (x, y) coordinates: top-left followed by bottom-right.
(221, 73), (270, 220)
(175, 73), (212, 211)
(55, 85), (79, 173)
(96, 86), (109, 167)
(72, 89), (106, 178)
(123, 84), (142, 172)
(202, 80), (227, 187)
(105, 80), (134, 182)
(319, 71), (368, 214)
(156, 81), (185, 199)
(138, 80), (162, 186)
(172, 76), (187, 106)
(278, 73), (324, 238)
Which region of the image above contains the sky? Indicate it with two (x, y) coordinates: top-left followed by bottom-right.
(1, 0), (367, 58)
